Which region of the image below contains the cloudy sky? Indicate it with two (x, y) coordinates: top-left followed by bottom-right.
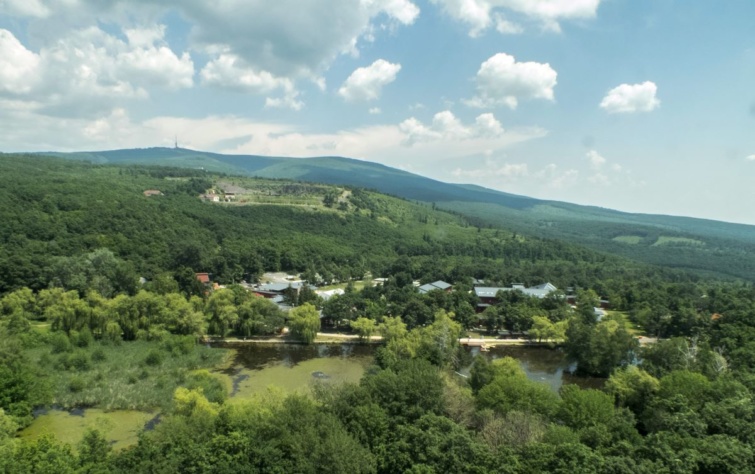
(1, 1), (754, 224)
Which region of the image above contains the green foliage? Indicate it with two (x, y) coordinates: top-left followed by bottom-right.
(288, 303), (321, 344)
(565, 317), (639, 376)
(143, 349), (163, 367)
(351, 317), (378, 342)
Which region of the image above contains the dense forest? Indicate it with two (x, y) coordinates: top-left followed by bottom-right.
(45, 147), (755, 281)
(1, 154), (755, 473)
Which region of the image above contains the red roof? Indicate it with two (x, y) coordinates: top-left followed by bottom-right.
(196, 273), (210, 284)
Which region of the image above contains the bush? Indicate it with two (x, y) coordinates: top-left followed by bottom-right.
(163, 335), (196, 355)
(70, 351), (92, 371)
(76, 328), (94, 348)
(69, 377), (86, 393)
(144, 350), (163, 367)
(50, 333), (73, 354)
(91, 347), (107, 362)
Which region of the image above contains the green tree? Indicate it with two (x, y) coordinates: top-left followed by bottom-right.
(351, 317), (377, 342)
(288, 303), (321, 344)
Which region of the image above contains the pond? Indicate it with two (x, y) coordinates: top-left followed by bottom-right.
(19, 408), (156, 452)
(469, 345), (605, 391)
(19, 342), (601, 450)
(214, 343), (375, 400)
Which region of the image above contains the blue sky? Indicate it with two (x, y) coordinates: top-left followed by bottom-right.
(1, 1), (754, 224)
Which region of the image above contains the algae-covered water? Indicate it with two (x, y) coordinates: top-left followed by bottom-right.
(20, 343), (599, 451)
(216, 343), (375, 400)
(19, 408), (156, 451)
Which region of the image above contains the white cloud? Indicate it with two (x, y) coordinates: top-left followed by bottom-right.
(588, 172), (610, 186)
(399, 110), (506, 145)
(3, 0), (419, 94)
(475, 113), (505, 137)
(0, 26), (194, 116)
(431, 0), (602, 36)
(452, 162), (529, 180)
(200, 54), (294, 95)
(338, 59), (401, 102)
(550, 169), (579, 189)
(466, 53), (557, 109)
(600, 81), (660, 114)
(0, 0), (51, 18)
(264, 92), (305, 111)
(176, 0), (418, 79)
(746, 154), (755, 161)
(369, 0), (421, 25)
(495, 14), (524, 34)
(0, 29), (41, 94)
(586, 149), (606, 168)
(369, 107), (382, 114)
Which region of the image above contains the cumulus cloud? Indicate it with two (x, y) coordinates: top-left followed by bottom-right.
(399, 110), (505, 145)
(430, 0), (602, 36)
(0, 26), (193, 116)
(338, 59), (401, 102)
(174, 0), (418, 79)
(0, 30), (40, 94)
(586, 150), (606, 168)
(746, 154), (755, 161)
(2, 0), (420, 95)
(466, 53), (557, 109)
(600, 81), (660, 114)
(369, 107), (382, 114)
(452, 162), (529, 180)
(201, 54), (294, 95)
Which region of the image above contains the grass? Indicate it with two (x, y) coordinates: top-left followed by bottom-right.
(652, 236), (705, 247)
(612, 235), (643, 245)
(25, 338), (229, 411)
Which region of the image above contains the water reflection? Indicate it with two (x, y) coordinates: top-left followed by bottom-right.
(216, 343), (604, 395)
(473, 346), (605, 391)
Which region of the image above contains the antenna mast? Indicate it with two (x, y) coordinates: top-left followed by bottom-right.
(174, 135), (178, 149)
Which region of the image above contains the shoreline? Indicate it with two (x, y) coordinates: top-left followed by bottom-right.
(203, 333), (559, 347)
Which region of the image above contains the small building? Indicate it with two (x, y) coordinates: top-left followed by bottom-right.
(196, 273), (210, 284)
(473, 282), (559, 312)
(418, 280), (453, 294)
(200, 194), (220, 202)
(143, 189), (162, 197)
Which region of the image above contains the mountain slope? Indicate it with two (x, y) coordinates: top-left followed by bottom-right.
(32, 147), (755, 280)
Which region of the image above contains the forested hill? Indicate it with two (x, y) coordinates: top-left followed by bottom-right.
(37, 147), (755, 281)
(0, 154), (692, 297)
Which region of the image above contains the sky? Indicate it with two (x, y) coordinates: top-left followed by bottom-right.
(1, 0), (754, 224)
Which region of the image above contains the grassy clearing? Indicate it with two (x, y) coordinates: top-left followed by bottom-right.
(24, 338), (229, 411)
(652, 236), (705, 247)
(612, 235), (643, 245)
(605, 311), (644, 336)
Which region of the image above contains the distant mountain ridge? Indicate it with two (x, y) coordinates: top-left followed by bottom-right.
(34, 147), (755, 280)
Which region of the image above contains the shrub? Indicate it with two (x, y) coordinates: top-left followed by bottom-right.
(144, 350), (163, 367)
(70, 351), (92, 371)
(50, 333), (73, 354)
(91, 347), (107, 362)
(69, 377), (86, 393)
(76, 328), (94, 348)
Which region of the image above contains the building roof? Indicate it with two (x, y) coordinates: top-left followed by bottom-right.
(196, 273), (210, 284)
(474, 283), (558, 299)
(418, 280), (452, 294)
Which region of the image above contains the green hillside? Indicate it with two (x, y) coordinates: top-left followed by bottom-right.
(34, 147), (755, 280)
(2, 153), (678, 297)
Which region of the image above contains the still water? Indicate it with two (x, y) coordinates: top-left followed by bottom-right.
(215, 343), (375, 399)
(20, 343), (601, 449)
(471, 345), (605, 391)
